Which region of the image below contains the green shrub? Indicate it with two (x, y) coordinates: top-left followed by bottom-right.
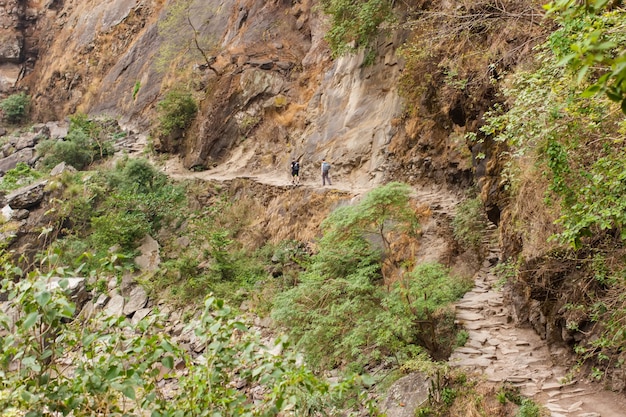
(0, 92), (30, 124)
(37, 128), (93, 170)
(0, 162), (42, 191)
(157, 90), (198, 136)
(320, 0), (394, 63)
(272, 183), (468, 370)
(0, 264), (375, 416)
(452, 197), (488, 250)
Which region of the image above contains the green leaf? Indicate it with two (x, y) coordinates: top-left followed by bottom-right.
(23, 312), (39, 329)
(233, 322), (248, 332)
(162, 356), (174, 369)
(35, 290), (51, 307)
(581, 84), (601, 98)
(121, 385), (136, 400)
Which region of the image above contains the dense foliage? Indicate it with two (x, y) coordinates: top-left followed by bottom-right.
(36, 114), (115, 170)
(0, 258), (374, 416)
(478, 0), (626, 386)
(0, 162), (42, 192)
(272, 183), (471, 371)
(0, 92), (30, 124)
(48, 157), (185, 271)
(320, 0), (394, 64)
(157, 90), (198, 137)
(546, 0), (626, 114)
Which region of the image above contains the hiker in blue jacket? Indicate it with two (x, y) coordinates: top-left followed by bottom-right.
(321, 159), (331, 186)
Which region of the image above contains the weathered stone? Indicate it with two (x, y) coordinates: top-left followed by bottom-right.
(248, 59), (273, 70)
(14, 133), (37, 150)
(94, 293), (109, 308)
(13, 209), (29, 220)
(46, 276), (89, 310)
(5, 179), (46, 209)
(45, 121), (69, 139)
(134, 235), (160, 271)
(131, 307), (152, 325)
(49, 161), (77, 176)
(1, 204), (13, 221)
(0, 32), (22, 62)
(105, 294), (125, 317)
(254, 316), (272, 328)
(123, 285), (148, 316)
(0, 148), (35, 175)
(381, 372), (430, 417)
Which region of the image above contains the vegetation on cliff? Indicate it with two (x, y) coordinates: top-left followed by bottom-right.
(476, 0), (626, 387)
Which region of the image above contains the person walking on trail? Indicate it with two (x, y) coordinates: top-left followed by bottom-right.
(321, 159), (331, 186)
(291, 159), (300, 185)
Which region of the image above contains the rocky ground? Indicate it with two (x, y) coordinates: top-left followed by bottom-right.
(448, 228), (626, 417)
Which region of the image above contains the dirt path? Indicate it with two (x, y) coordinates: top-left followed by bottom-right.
(162, 155), (626, 416)
(450, 228), (626, 417)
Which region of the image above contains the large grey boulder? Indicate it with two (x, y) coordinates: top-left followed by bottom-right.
(5, 179), (47, 209)
(122, 285), (148, 316)
(381, 372), (431, 417)
(0, 148), (35, 175)
(135, 235), (161, 271)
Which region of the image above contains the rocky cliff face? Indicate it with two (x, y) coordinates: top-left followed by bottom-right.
(1, 0), (473, 191)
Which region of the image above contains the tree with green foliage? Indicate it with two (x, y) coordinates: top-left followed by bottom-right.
(0, 256), (376, 416)
(545, 0), (626, 114)
(0, 92), (30, 124)
(157, 90), (198, 138)
(273, 183), (469, 370)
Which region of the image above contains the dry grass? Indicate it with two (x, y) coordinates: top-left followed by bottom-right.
(508, 156), (561, 260)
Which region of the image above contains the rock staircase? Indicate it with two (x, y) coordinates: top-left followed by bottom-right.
(449, 226), (626, 417)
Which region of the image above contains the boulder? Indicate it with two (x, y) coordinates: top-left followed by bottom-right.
(105, 294), (125, 317)
(0, 148), (35, 175)
(14, 133), (38, 150)
(122, 285), (148, 316)
(381, 372), (431, 417)
(135, 235), (161, 271)
(1, 205), (13, 221)
(50, 161), (77, 176)
(46, 276), (90, 311)
(46, 121), (69, 139)
(5, 179), (47, 209)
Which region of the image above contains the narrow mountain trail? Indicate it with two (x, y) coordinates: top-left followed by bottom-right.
(161, 155), (626, 416)
(450, 227), (626, 417)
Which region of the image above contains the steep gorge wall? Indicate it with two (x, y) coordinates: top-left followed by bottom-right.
(2, 0), (472, 191)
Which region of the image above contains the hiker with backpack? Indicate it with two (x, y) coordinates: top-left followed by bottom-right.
(321, 159), (331, 186)
(291, 159), (300, 185)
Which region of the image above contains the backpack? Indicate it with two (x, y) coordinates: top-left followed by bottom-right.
(322, 162), (330, 173)
(293, 161), (299, 170)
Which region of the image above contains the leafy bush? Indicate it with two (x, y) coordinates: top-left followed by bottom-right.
(0, 262), (375, 416)
(0, 162), (42, 191)
(545, 1), (626, 114)
(37, 128), (94, 170)
(479, 9), (626, 248)
(272, 183), (468, 370)
(0, 92), (30, 124)
(157, 90), (198, 137)
(44, 159), (184, 272)
(36, 116), (115, 171)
